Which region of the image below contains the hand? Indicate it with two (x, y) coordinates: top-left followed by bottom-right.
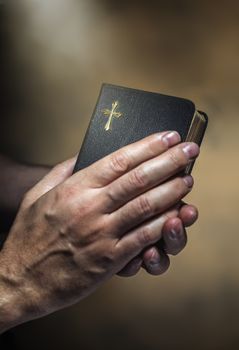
(117, 202), (198, 276)
(0, 131), (199, 332)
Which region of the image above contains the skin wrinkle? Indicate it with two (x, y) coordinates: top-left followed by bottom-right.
(112, 176), (192, 235)
(104, 143), (195, 215)
(0, 134), (199, 333)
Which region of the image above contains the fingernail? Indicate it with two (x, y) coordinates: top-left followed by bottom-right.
(148, 249), (161, 269)
(187, 206), (198, 221)
(170, 223), (182, 240)
(148, 261), (161, 270)
(183, 175), (194, 188)
(162, 131), (181, 147)
(182, 143), (200, 159)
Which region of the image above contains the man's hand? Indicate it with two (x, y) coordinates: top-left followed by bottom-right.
(117, 203), (198, 276)
(0, 131), (199, 333)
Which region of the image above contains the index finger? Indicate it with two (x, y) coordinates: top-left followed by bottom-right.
(77, 131), (181, 188)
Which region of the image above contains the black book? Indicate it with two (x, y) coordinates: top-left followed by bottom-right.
(73, 83), (208, 174)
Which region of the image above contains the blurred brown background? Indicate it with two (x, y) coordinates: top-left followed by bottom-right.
(1, 0), (239, 349)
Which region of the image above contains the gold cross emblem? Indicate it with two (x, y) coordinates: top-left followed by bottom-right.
(102, 101), (123, 131)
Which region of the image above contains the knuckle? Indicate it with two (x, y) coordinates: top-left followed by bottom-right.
(44, 205), (58, 226)
(64, 219), (102, 248)
(91, 242), (116, 269)
(109, 150), (130, 175)
(67, 202), (104, 244)
(106, 185), (118, 204)
(77, 230), (100, 247)
(173, 178), (187, 197)
(102, 247), (116, 265)
(53, 185), (70, 207)
(136, 195), (153, 218)
(138, 226), (153, 246)
(128, 167), (147, 188)
(168, 149), (185, 169)
(147, 134), (163, 154)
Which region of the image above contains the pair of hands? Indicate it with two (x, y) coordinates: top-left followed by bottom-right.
(0, 131), (199, 332)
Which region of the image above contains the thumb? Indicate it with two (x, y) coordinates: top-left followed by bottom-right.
(22, 156), (77, 207)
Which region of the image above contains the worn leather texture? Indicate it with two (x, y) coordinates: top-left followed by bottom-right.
(73, 83), (207, 173)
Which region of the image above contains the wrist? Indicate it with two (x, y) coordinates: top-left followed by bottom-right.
(0, 155), (51, 231)
(2, 162), (51, 214)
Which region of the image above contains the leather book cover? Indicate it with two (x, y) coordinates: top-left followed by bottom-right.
(73, 83), (208, 173)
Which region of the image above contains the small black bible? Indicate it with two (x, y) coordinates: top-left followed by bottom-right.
(73, 83), (208, 174)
